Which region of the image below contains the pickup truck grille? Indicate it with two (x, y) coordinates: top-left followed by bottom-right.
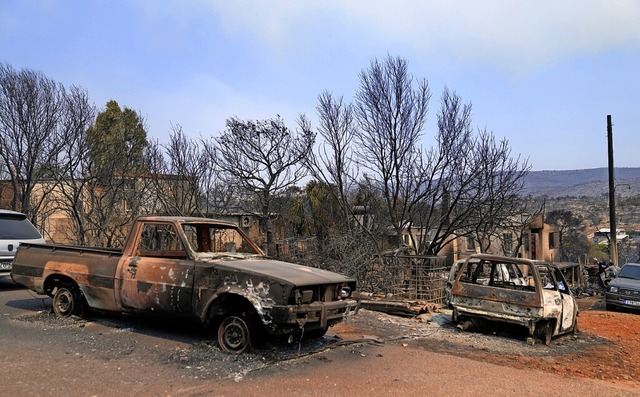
(288, 285), (339, 305)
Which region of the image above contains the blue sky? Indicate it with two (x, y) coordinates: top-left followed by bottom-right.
(1, 0), (639, 171)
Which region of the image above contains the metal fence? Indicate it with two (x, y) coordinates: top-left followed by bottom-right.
(379, 254), (449, 303)
(273, 237), (451, 303)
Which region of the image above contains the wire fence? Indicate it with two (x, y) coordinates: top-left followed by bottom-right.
(274, 237), (450, 303)
(376, 254), (449, 303)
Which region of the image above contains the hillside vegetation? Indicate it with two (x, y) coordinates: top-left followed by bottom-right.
(524, 167), (640, 198)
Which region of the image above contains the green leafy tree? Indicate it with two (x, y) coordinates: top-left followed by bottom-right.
(81, 100), (150, 247)
(87, 100), (148, 179)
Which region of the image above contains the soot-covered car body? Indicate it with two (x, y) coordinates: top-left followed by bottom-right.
(450, 254), (578, 345)
(11, 216), (358, 353)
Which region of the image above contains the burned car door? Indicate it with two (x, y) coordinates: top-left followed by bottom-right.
(120, 221), (195, 315)
(538, 264), (577, 333)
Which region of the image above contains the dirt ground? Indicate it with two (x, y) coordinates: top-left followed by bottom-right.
(469, 297), (640, 384)
(4, 280), (640, 395)
(327, 295), (640, 388)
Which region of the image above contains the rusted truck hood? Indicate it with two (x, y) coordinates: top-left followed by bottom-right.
(209, 257), (354, 286)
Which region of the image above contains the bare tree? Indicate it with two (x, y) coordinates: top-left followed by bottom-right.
(44, 86), (97, 244)
(408, 89), (530, 255)
(305, 91), (384, 248)
(0, 63), (68, 220)
(312, 57), (530, 261)
(456, 132), (531, 255)
(211, 115), (315, 254)
(148, 124), (211, 216)
(308, 91), (358, 210)
(196, 136), (238, 216)
(353, 55), (432, 246)
(546, 209), (586, 261)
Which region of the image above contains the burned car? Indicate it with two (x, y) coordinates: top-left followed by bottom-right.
(605, 262), (640, 312)
(450, 254), (578, 345)
(11, 216), (359, 353)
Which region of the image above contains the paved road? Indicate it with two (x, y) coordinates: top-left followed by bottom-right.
(1, 277), (638, 397)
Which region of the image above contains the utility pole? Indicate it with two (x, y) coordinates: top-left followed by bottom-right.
(607, 115), (618, 266)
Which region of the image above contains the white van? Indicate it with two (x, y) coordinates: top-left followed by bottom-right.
(0, 210), (45, 277)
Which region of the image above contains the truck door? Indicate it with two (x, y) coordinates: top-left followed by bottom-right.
(120, 221), (195, 315)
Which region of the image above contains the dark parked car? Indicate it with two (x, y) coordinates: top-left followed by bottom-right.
(605, 263), (640, 312)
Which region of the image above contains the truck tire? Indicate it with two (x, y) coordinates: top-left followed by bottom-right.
(52, 286), (84, 317)
(217, 311), (256, 354)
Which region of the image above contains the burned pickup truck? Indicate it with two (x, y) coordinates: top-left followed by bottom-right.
(11, 216), (358, 353)
(450, 254), (578, 345)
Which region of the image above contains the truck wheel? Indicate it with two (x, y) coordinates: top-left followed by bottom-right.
(217, 312), (255, 354)
(52, 286), (84, 317)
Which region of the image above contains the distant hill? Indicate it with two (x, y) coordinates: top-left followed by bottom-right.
(523, 167), (640, 197)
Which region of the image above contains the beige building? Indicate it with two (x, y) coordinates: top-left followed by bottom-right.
(0, 173), (201, 246)
(450, 213), (560, 263)
(396, 213), (560, 265)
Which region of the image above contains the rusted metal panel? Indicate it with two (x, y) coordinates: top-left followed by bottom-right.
(191, 258), (358, 334)
(13, 244), (121, 311)
(451, 282), (542, 307)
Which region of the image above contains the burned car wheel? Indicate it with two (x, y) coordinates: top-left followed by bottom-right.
(217, 312), (255, 354)
(534, 320), (553, 346)
(52, 286), (84, 317)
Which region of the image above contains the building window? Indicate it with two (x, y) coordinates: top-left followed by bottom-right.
(502, 233), (513, 254)
(466, 236), (475, 251)
(549, 232), (557, 249)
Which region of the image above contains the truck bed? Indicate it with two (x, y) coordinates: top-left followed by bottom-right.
(12, 242), (123, 311)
